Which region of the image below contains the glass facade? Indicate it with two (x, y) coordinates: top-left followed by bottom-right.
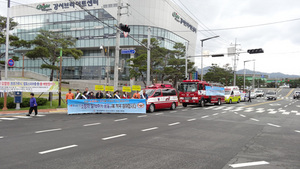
(6, 7), (188, 80)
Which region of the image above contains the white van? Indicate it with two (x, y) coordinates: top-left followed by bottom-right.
(224, 86), (241, 104)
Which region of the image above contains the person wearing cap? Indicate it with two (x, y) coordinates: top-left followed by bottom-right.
(26, 93), (38, 116)
(66, 89), (74, 104)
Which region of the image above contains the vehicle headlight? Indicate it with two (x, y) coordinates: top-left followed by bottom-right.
(179, 97), (184, 100)
(192, 97), (198, 100)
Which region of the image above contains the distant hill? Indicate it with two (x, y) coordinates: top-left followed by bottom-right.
(198, 67), (300, 79)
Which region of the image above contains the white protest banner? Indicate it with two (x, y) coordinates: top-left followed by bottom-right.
(0, 81), (59, 92)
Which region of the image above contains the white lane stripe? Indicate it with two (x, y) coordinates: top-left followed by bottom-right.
(204, 107), (214, 110)
(114, 118), (128, 122)
(14, 116), (32, 119)
(295, 130), (300, 133)
(240, 114), (246, 117)
(83, 123), (101, 127)
(36, 115), (45, 117)
(213, 113), (219, 116)
(250, 118), (259, 122)
(102, 134), (126, 140)
(155, 113), (163, 115)
(187, 118), (196, 121)
(168, 122), (180, 126)
(229, 161), (269, 168)
(138, 115), (147, 118)
(221, 111), (227, 114)
(141, 127), (158, 132)
(182, 109), (188, 112)
(35, 128), (62, 134)
(0, 136), (4, 139)
(192, 108), (200, 110)
(201, 115), (209, 119)
(171, 111), (177, 113)
(267, 123), (281, 128)
(284, 105), (288, 107)
(234, 112), (238, 114)
(0, 118), (18, 120)
(39, 145), (78, 154)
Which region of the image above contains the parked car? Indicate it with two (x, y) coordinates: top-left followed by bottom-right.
(250, 91), (257, 99)
(265, 91), (277, 100)
(293, 91), (300, 99)
(255, 90), (264, 97)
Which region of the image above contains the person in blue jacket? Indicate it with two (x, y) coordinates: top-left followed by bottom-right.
(26, 93), (38, 116)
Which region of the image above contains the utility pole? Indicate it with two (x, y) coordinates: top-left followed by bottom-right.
(58, 48), (62, 107)
(114, 0), (121, 91)
(107, 40), (110, 85)
(22, 53), (25, 78)
(3, 0), (10, 111)
(185, 42), (189, 78)
(233, 39), (237, 86)
(252, 60), (256, 89)
(146, 26), (151, 86)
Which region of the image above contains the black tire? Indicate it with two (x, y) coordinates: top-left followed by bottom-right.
(229, 99), (232, 104)
(171, 102), (176, 110)
(199, 99), (205, 107)
(182, 103), (187, 107)
(149, 104), (155, 113)
(217, 99), (221, 106)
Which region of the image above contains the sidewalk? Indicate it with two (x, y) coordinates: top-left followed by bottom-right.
(0, 108), (68, 116)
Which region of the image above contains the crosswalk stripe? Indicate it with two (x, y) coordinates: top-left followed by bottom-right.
(0, 118), (18, 120)
(14, 116), (32, 119)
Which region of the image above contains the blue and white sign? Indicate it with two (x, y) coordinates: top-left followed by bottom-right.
(121, 49), (136, 54)
(8, 59), (14, 67)
(205, 86), (225, 96)
(67, 99), (146, 114)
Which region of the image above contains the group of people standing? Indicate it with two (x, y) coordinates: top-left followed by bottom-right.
(66, 87), (148, 104)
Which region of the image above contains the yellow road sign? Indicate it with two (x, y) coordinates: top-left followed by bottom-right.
(132, 85), (141, 91)
(95, 85), (104, 91)
(105, 86), (114, 92)
(122, 86), (131, 92)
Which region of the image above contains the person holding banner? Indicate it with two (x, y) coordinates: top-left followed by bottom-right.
(26, 93), (38, 116)
(96, 91), (103, 99)
(88, 92), (96, 99)
(75, 89), (82, 99)
(133, 91), (140, 99)
(82, 91), (88, 99)
(114, 91), (121, 99)
(66, 89), (74, 104)
(106, 91), (112, 99)
(141, 90), (148, 100)
(122, 92), (127, 99)
(84, 87), (90, 96)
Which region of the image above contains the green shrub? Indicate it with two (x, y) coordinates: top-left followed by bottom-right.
(0, 97), (48, 109)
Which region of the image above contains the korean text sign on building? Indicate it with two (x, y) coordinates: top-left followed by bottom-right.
(0, 81), (58, 92)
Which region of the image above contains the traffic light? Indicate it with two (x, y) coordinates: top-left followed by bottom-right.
(119, 24), (130, 32)
(247, 48), (264, 54)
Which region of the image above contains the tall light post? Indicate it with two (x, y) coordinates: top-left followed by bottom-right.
(243, 59), (255, 91)
(58, 48), (62, 107)
(200, 35), (219, 81)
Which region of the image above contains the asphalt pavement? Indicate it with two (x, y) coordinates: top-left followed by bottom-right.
(0, 88), (299, 169)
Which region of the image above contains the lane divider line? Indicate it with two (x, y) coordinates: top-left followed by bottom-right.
(39, 145), (78, 154)
(141, 127), (158, 132)
(0, 118), (18, 120)
(250, 118), (259, 122)
(201, 115), (209, 119)
(187, 118), (196, 121)
(213, 113), (219, 116)
(168, 122), (180, 126)
(14, 116), (32, 119)
(240, 114), (246, 117)
(138, 115), (147, 118)
(114, 118), (128, 122)
(35, 128), (62, 134)
(0, 136), (4, 139)
(83, 123), (101, 127)
(102, 134), (126, 140)
(155, 113), (163, 115)
(267, 123), (281, 128)
(229, 161), (269, 168)
(295, 130), (300, 133)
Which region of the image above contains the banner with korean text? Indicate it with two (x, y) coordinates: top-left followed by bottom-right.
(0, 81), (58, 92)
(67, 99), (146, 114)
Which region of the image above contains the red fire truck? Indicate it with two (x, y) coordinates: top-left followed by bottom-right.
(178, 80), (225, 107)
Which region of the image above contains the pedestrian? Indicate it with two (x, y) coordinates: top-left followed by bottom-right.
(106, 91), (112, 99)
(88, 92), (96, 99)
(133, 90), (140, 99)
(82, 91), (88, 99)
(84, 87), (90, 96)
(66, 89), (74, 104)
(122, 92), (127, 99)
(75, 89), (82, 99)
(141, 90), (148, 100)
(96, 91), (103, 99)
(26, 93), (38, 116)
(248, 90), (252, 102)
(114, 90), (121, 99)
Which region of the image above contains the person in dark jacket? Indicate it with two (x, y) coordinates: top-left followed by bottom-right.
(96, 91), (103, 99)
(248, 90), (252, 102)
(114, 90), (121, 99)
(88, 92), (96, 99)
(26, 93), (38, 116)
(75, 89), (82, 99)
(106, 91), (112, 99)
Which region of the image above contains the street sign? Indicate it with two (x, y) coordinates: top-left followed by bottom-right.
(121, 49), (135, 54)
(8, 59), (14, 67)
(132, 85), (141, 91)
(95, 85), (104, 91)
(122, 86), (131, 92)
(105, 86), (114, 92)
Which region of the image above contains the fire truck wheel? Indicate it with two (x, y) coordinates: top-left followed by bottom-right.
(182, 103), (187, 107)
(217, 99), (221, 106)
(199, 99), (205, 107)
(171, 102), (176, 110)
(149, 104), (155, 113)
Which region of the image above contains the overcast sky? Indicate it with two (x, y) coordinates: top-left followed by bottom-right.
(1, 0), (300, 76)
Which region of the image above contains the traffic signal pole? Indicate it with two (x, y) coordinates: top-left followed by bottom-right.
(114, 0), (121, 91)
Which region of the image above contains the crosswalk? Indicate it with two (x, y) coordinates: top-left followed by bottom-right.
(203, 106), (300, 116)
(256, 97), (296, 100)
(0, 114), (46, 122)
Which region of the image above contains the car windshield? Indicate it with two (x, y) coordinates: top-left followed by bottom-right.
(179, 83), (197, 92)
(143, 89), (155, 96)
(225, 91), (231, 95)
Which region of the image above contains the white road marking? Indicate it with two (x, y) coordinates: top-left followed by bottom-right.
(244, 110), (253, 112)
(201, 115), (209, 119)
(14, 116), (32, 119)
(213, 113), (219, 116)
(39, 145), (78, 154)
(221, 111), (227, 114)
(256, 110), (265, 113)
(138, 115), (147, 118)
(284, 105), (288, 108)
(0, 118), (18, 120)
(36, 115), (45, 117)
(250, 118), (259, 122)
(155, 113), (163, 115)
(267, 123), (281, 128)
(170, 111), (177, 113)
(168, 122), (180, 126)
(279, 110), (286, 112)
(35, 128), (62, 134)
(229, 161), (269, 168)
(240, 114), (246, 117)
(268, 111), (277, 114)
(83, 123), (101, 127)
(291, 110), (298, 113)
(114, 118), (128, 122)
(141, 127), (158, 132)
(234, 112), (238, 115)
(295, 130), (300, 133)
(204, 107), (214, 110)
(0, 136), (4, 139)
(187, 118), (196, 121)
(267, 109), (274, 111)
(192, 108), (200, 110)
(223, 107), (234, 110)
(214, 107), (223, 110)
(296, 113), (300, 115)
(102, 134), (126, 140)
(282, 112), (290, 115)
(182, 109), (188, 112)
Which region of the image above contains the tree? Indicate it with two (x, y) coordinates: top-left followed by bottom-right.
(26, 30), (83, 82)
(204, 64), (233, 86)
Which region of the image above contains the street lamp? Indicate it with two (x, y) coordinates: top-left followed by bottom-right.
(200, 35), (219, 81)
(58, 48), (62, 107)
(243, 59), (255, 91)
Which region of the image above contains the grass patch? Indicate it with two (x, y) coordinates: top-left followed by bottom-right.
(1, 99), (67, 111)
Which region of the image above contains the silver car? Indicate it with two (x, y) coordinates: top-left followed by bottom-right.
(266, 91), (277, 100)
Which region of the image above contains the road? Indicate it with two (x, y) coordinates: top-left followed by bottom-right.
(0, 88), (299, 169)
